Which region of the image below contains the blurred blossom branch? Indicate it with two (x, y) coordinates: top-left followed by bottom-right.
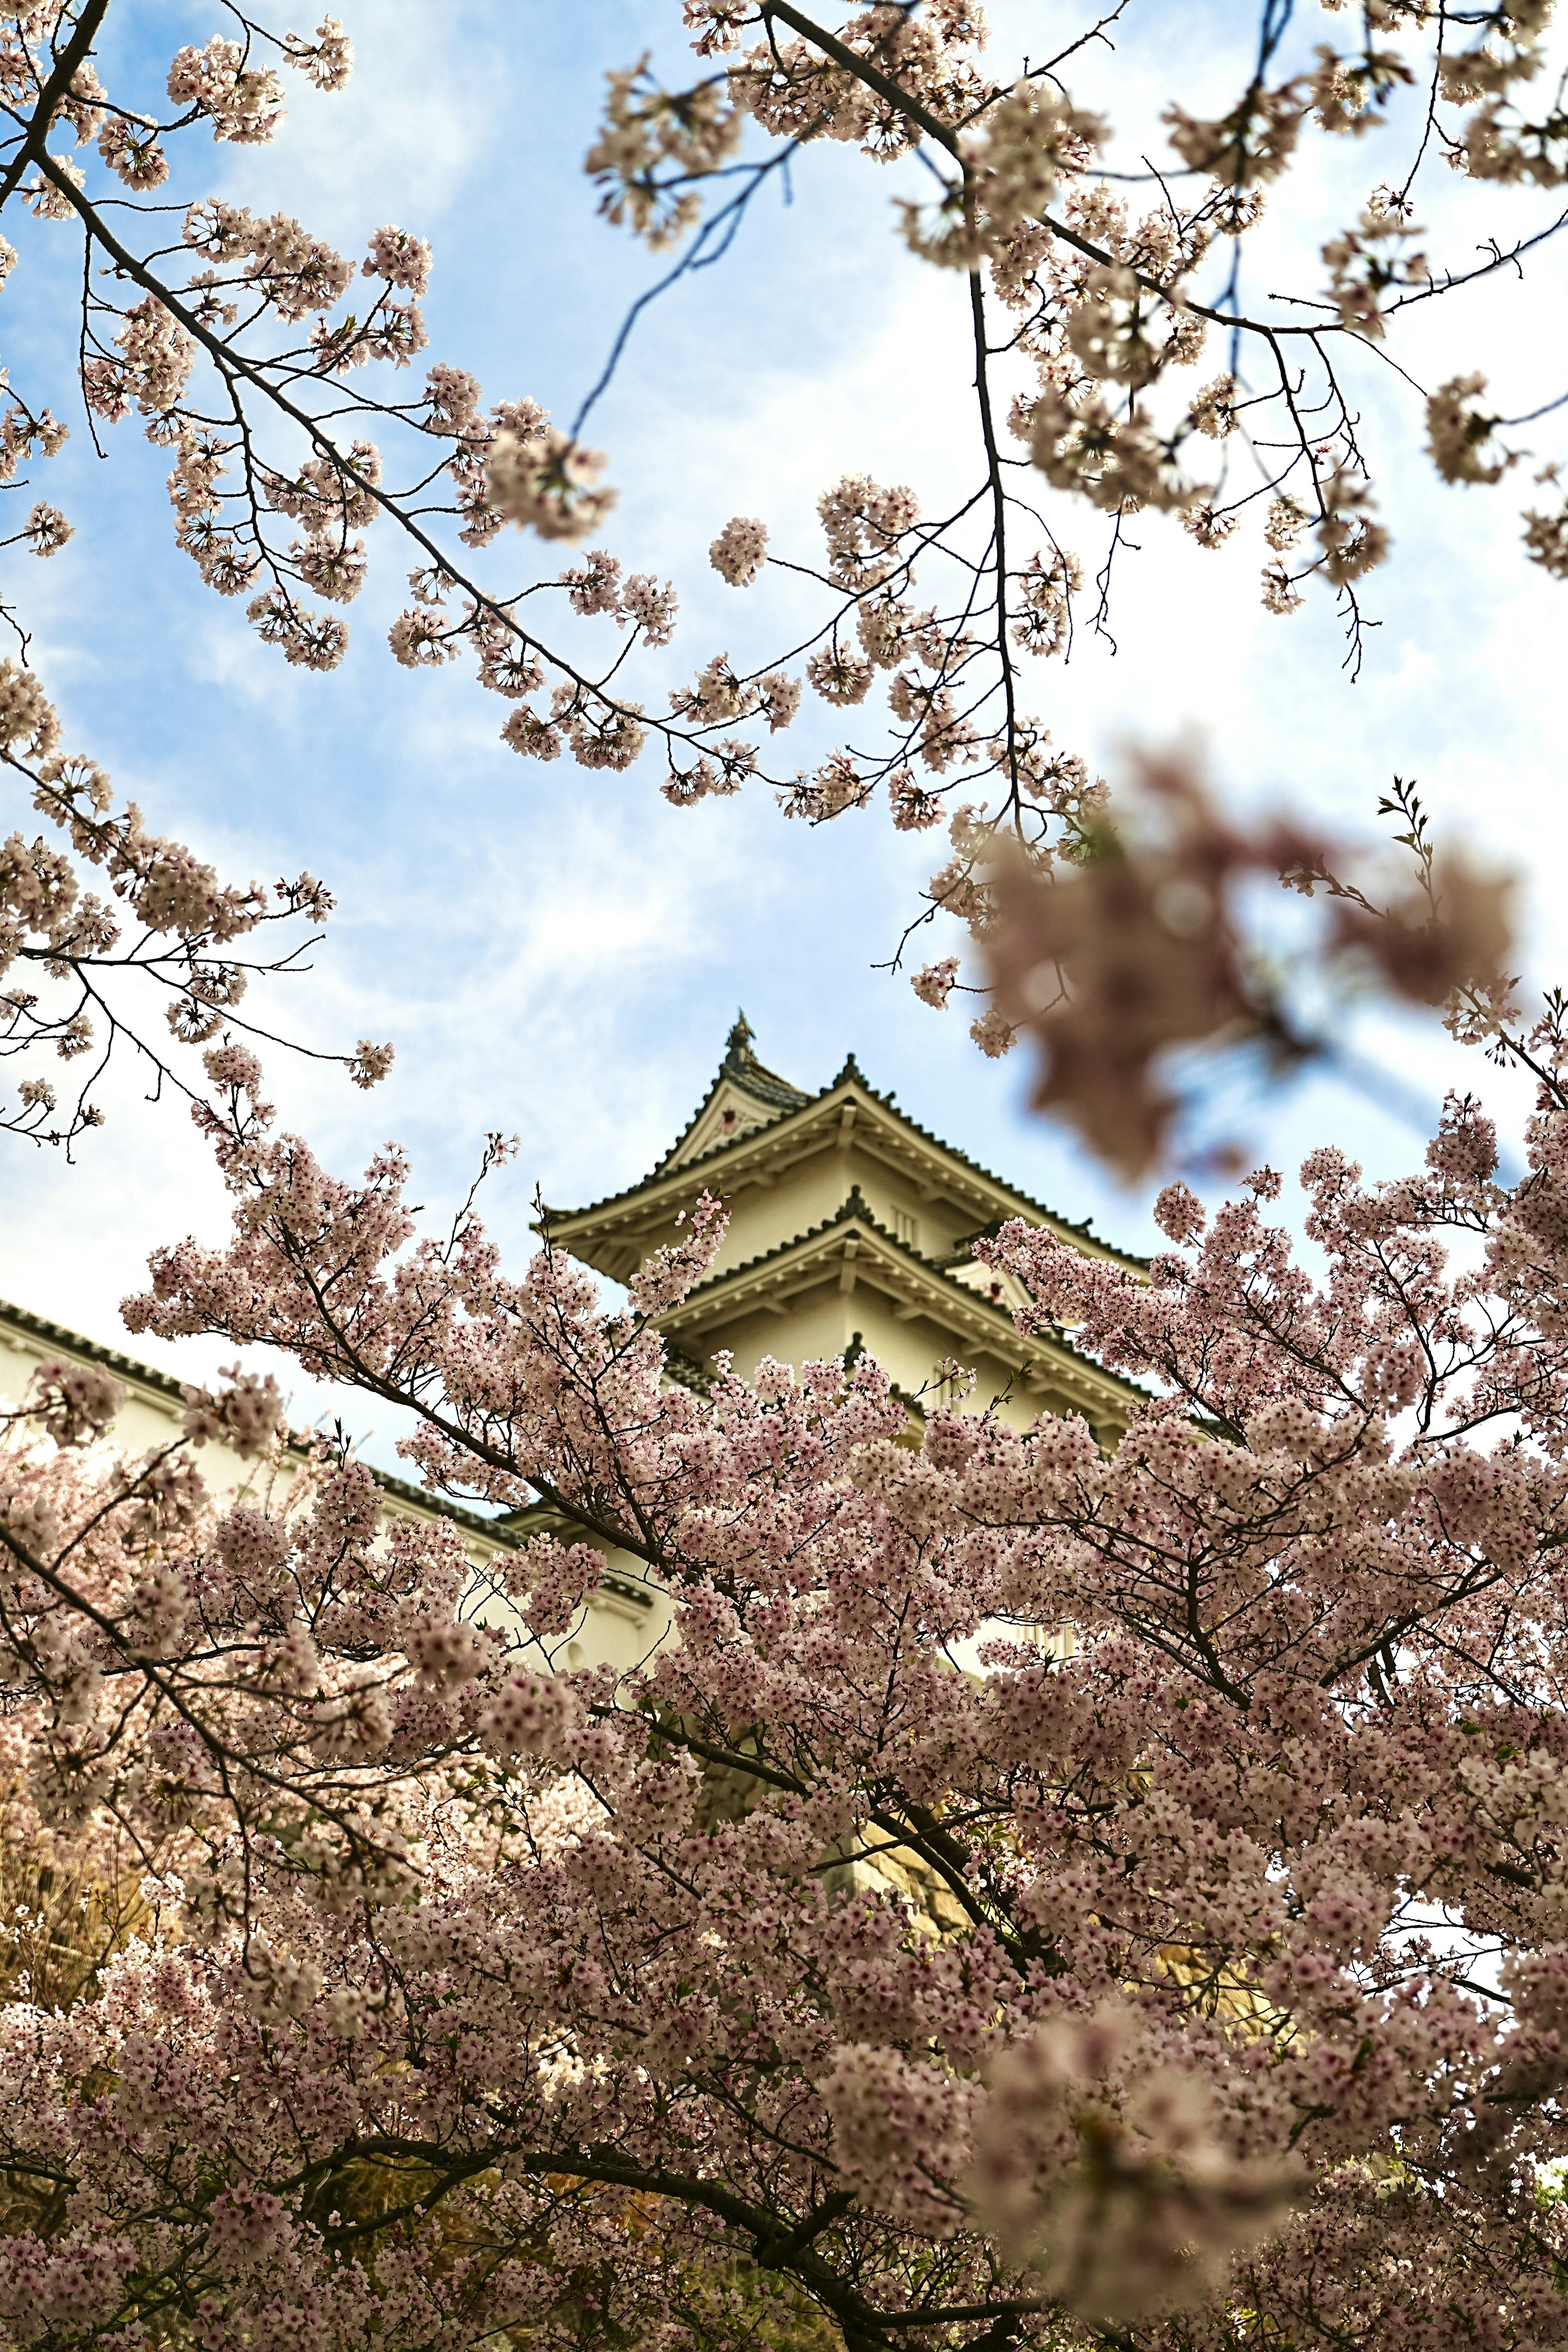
(985, 755), (1518, 1177)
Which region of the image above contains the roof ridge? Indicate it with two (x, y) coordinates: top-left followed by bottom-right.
(722, 1010), (811, 1109)
(824, 1067), (1144, 1266)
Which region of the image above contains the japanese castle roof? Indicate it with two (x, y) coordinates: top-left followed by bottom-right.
(647, 1181), (1146, 1416)
(547, 1013), (1143, 1273)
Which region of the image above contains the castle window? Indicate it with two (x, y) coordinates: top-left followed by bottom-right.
(893, 1208), (919, 1247)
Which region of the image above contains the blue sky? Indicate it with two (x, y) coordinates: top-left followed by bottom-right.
(3, 0), (1566, 1465)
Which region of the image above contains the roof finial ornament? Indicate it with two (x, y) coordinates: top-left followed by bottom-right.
(724, 1009), (756, 1067)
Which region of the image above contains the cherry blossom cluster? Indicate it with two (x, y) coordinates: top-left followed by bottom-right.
(0, 661), (381, 1147)
(4, 1004), (1568, 2347)
(0, 7), (425, 1122)
(586, 53), (743, 248)
(561, 0), (1568, 1036)
(733, 0), (994, 162)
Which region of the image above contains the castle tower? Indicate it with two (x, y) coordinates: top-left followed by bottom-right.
(546, 1013), (1143, 1441)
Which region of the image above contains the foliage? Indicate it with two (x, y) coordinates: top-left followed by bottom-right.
(2, 1035), (1568, 2350)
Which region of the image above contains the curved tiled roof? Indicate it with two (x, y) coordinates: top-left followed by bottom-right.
(658, 1186), (1146, 1406)
(549, 1023), (1145, 1276)
(722, 1012), (814, 1114)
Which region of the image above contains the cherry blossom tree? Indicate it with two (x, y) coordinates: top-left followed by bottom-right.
(1, 0), (1566, 1136)
(3, 24), (1568, 2331)
(0, 998), (1566, 2347)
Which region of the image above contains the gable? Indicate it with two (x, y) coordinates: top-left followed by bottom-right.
(655, 1012), (809, 1173)
(665, 1076), (788, 1169)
